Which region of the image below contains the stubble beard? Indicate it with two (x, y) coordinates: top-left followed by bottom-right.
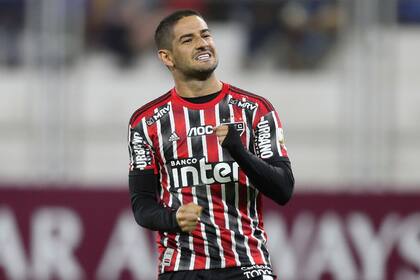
(177, 59), (218, 81)
(188, 62), (218, 81)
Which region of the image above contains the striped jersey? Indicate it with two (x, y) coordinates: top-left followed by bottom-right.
(128, 82), (289, 273)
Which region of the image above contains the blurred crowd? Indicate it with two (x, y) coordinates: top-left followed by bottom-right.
(1, 0), (420, 70)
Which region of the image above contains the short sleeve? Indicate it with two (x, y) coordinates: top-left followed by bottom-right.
(128, 120), (157, 174)
(253, 105), (289, 162)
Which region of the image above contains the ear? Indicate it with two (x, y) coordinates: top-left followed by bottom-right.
(158, 50), (174, 68)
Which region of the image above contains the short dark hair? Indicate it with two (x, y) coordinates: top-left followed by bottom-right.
(154, 9), (204, 50)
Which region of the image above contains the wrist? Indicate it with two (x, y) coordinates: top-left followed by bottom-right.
(172, 209), (182, 231)
(221, 124), (243, 150)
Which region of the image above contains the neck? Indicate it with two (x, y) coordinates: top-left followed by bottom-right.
(173, 73), (223, 98)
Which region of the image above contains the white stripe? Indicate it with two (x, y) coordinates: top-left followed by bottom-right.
(200, 109), (225, 268)
(166, 102), (179, 207)
(127, 125), (134, 170)
(271, 111), (283, 157)
(167, 102), (183, 272)
(156, 107), (167, 165)
(156, 108), (170, 203)
(173, 241), (181, 271)
(215, 103), (240, 266)
(141, 119), (153, 147)
(169, 102), (178, 160)
(242, 107), (251, 152)
(228, 103), (254, 265)
(183, 107), (193, 160)
(252, 103), (258, 128)
(183, 107), (196, 270)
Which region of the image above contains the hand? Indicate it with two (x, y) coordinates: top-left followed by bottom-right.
(214, 125), (229, 145)
(176, 202), (203, 233)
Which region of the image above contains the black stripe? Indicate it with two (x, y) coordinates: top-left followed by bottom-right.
(157, 103), (192, 272)
(187, 108), (222, 269)
(178, 246), (193, 271)
(218, 97), (250, 265)
(218, 96), (234, 162)
(255, 192), (270, 264)
(225, 182), (250, 265)
(159, 104), (181, 207)
(188, 110), (203, 158)
(249, 188), (270, 264)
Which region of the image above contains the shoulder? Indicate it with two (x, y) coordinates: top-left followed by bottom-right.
(228, 84), (275, 112)
(129, 90), (172, 127)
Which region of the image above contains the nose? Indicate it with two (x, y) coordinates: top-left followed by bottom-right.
(195, 37), (209, 50)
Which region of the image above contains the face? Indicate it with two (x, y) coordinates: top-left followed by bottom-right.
(162, 15), (218, 80)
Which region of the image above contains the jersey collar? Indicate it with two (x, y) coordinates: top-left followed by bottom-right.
(171, 82), (229, 110)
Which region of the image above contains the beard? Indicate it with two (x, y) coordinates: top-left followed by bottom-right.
(175, 59), (218, 81)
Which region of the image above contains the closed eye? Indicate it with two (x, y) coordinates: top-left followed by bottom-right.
(182, 38), (192, 44)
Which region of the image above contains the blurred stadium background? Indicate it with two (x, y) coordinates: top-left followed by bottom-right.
(0, 0), (419, 279)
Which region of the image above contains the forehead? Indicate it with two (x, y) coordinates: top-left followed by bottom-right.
(172, 15), (209, 38)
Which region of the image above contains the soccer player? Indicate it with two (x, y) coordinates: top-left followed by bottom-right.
(128, 10), (294, 280)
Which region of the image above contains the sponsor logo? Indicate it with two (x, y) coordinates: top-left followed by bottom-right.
(146, 104), (170, 126)
(188, 125), (213, 137)
(241, 265), (274, 279)
(162, 248), (174, 267)
(187, 122), (245, 137)
(168, 131), (180, 142)
(169, 157), (239, 188)
(256, 119), (273, 159)
(229, 98), (257, 111)
(278, 128), (285, 145)
(230, 122), (245, 136)
(131, 132), (153, 169)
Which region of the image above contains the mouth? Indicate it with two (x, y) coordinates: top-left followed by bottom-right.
(194, 52), (212, 62)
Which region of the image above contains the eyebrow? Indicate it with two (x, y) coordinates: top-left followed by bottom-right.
(178, 29), (210, 42)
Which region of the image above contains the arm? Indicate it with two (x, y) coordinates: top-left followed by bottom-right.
(128, 120), (202, 233)
(129, 170), (203, 233)
(219, 125), (294, 205)
(129, 170), (181, 232)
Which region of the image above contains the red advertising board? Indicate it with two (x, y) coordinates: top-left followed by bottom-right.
(0, 187), (419, 280)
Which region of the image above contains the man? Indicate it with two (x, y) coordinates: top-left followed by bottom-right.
(128, 10), (294, 280)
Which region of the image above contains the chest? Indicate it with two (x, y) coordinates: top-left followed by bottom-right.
(150, 105), (254, 163)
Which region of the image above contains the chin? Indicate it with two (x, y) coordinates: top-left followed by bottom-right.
(186, 63), (218, 80)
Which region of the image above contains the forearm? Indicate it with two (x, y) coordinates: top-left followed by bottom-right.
(129, 171), (181, 232)
(222, 127), (294, 205)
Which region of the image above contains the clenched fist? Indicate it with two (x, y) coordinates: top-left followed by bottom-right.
(176, 202), (203, 233)
(214, 125), (229, 145)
